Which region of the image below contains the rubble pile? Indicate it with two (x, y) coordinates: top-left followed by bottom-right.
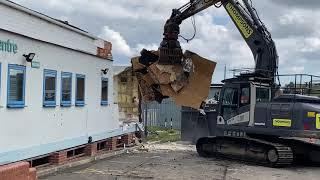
(132, 49), (216, 109)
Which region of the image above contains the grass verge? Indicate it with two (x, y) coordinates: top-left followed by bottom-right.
(146, 126), (181, 143)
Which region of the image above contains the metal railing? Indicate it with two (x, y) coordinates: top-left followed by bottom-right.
(276, 74), (320, 96)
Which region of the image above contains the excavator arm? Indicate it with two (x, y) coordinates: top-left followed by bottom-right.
(159, 0), (279, 83)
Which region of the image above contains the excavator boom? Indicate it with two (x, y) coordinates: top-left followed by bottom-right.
(159, 0), (278, 84)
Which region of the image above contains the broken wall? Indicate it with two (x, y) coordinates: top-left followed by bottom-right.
(114, 68), (139, 122)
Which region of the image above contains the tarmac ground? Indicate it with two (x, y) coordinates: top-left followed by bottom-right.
(40, 142), (320, 180)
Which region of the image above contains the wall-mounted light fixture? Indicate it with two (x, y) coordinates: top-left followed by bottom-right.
(23, 53), (36, 62)
(101, 68), (109, 75)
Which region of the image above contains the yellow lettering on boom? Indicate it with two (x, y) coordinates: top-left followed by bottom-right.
(226, 3), (253, 39)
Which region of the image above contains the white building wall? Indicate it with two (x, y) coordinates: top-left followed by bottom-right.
(0, 2), (103, 55)
(113, 76), (119, 104)
(0, 29), (119, 164)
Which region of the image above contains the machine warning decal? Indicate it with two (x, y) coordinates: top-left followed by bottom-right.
(273, 119), (292, 127)
(308, 112), (316, 118)
(226, 3), (253, 39)
(316, 114), (320, 129)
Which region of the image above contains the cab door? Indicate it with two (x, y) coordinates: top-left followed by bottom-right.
(218, 82), (252, 127)
(220, 84), (239, 122)
(253, 86), (271, 127)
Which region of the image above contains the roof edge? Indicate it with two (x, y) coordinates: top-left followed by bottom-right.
(1, 0), (100, 40)
(0, 27), (113, 62)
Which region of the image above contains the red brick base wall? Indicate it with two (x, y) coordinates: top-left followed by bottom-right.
(0, 133), (138, 179)
(28, 168), (37, 180)
(49, 151), (67, 165)
(122, 134), (136, 146)
(107, 137), (117, 151)
(85, 143), (98, 156)
(0, 162), (37, 180)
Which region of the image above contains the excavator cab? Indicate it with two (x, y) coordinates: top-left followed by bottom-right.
(216, 75), (320, 136)
(217, 76), (272, 128)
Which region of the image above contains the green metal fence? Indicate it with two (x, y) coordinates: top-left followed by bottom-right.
(142, 98), (182, 129)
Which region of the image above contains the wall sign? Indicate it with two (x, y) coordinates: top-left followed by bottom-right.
(31, 61), (40, 69)
(0, 39), (18, 54)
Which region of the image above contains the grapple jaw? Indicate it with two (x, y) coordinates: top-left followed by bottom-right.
(158, 17), (183, 65)
(158, 45), (183, 65)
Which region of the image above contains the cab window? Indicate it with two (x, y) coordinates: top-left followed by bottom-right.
(257, 88), (270, 102)
(222, 88), (238, 120)
(222, 88), (238, 106)
(240, 87), (250, 106)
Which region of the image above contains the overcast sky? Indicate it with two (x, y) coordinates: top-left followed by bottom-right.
(13, 0), (320, 83)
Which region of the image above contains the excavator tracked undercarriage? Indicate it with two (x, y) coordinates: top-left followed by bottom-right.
(197, 137), (294, 167)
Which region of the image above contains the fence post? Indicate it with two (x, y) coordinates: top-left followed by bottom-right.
(165, 118), (167, 128)
(144, 103), (148, 138)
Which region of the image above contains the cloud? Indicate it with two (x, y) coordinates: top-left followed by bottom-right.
(14, 0), (189, 20)
(100, 26), (132, 56)
(181, 13), (253, 69)
(100, 26), (160, 58)
(270, 0), (320, 9)
(134, 43), (159, 54)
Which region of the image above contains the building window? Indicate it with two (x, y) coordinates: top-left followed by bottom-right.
(43, 69), (57, 107)
(101, 78), (108, 106)
(61, 72), (72, 107)
(76, 74), (85, 106)
(7, 64), (26, 108)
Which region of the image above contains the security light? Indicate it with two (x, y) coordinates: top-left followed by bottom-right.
(101, 68), (109, 75)
(23, 53), (36, 62)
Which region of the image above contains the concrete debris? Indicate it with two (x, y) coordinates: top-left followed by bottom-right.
(145, 142), (196, 152)
(134, 137), (149, 152)
(205, 98), (219, 104)
(132, 49), (216, 109)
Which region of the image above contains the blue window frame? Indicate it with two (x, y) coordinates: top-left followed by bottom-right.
(101, 77), (108, 106)
(43, 69), (57, 107)
(0, 63), (1, 96)
(7, 64), (26, 108)
(61, 72), (72, 107)
(75, 74), (85, 106)
(0, 63), (1, 93)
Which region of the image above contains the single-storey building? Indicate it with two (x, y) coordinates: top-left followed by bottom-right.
(0, 0), (137, 166)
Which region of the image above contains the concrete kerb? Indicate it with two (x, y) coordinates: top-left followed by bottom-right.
(37, 146), (137, 178)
